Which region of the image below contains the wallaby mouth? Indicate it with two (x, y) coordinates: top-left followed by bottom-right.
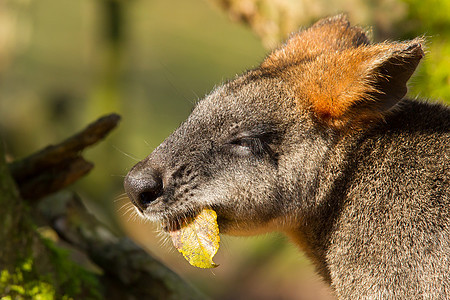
(156, 203), (233, 234)
(160, 210), (199, 232)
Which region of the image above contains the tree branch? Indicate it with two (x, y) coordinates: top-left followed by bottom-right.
(9, 113), (121, 201)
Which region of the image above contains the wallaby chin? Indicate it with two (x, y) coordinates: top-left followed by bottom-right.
(125, 14), (450, 299)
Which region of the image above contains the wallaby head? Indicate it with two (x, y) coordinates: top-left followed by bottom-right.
(125, 14), (423, 234)
(124, 14), (449, 298)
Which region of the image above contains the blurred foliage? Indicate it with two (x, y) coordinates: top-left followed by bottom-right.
(400, 0), (450, 102)
(208, 0), (408, 47)
(403, 0), (450, 34)
(409, 41), (450, 101)
(0, 0), (449, 299)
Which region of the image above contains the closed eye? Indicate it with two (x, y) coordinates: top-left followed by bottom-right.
(229, 137), (267, 156)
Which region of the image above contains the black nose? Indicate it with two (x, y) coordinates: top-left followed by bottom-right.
(124, 167), (163, 212)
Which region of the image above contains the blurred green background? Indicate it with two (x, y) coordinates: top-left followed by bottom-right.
(1, 0), (449, 299)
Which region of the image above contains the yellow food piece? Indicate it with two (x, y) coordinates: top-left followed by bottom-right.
(169, 208), (220, 268)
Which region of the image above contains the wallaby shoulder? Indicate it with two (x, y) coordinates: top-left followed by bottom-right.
(352, 99), (449, 171)
(323, 99), (450, 298)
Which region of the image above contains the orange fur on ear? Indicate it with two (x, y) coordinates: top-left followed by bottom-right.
(301, 41), (424, 128)
(262, 14), (370, 70)
(261, 15), (424, 129)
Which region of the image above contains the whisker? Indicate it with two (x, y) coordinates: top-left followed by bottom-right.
(114, 195), (129, 203)
(118, 202), (133, 213)
(113, 145), (140, 162)
(124, 205), (135, 216)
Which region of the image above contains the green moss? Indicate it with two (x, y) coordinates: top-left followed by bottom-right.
(0, 262), (55, 299)
(40, 237), (102, 299)
(1, 237), (102, 299)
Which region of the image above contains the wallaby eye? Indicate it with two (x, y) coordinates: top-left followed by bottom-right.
(229, 137), (265, 156)
(233, 138), (256, 148)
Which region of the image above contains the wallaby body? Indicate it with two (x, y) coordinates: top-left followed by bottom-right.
(124, 15), (450, 299)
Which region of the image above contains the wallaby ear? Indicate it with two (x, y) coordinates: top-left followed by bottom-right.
(262, 14), (370, 69)
(307, 14), (371, 50)
(367, 41), (424, 112)
(260, 16), (424, 130)
(306, 39), (425, 129)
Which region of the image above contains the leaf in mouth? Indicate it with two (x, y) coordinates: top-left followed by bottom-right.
(169, 208), (220, 269)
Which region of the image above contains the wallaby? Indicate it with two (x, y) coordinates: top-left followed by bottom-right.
(124, 15), (450, 299)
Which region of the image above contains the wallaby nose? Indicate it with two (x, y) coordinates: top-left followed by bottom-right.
(124, 167), (163, 212)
